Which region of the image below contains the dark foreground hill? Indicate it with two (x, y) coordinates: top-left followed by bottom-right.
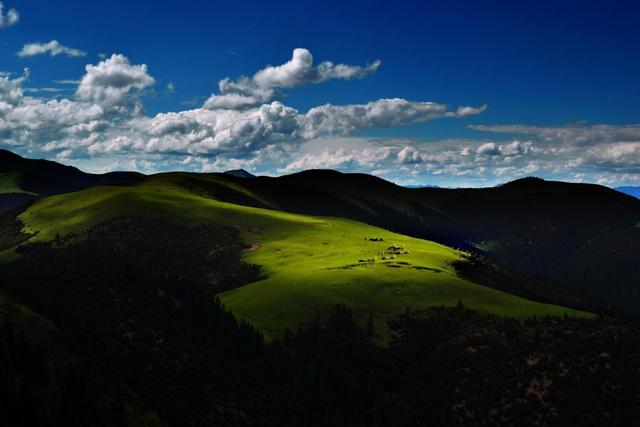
(1, 217), (640, 426)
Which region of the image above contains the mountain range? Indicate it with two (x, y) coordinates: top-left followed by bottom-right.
(1, 148), (640, 425)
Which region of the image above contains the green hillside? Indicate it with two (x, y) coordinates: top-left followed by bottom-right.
(10, 174), (588, 338)
(0, 172), (35, 195)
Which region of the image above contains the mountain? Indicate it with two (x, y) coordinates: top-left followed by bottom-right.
(1, 149), (639, 426)
(224, 168), (256, 179)
(616, 186), (640, 199)
(181, 171), (640, 314)
(0, 149), (144, 213)
(3, 150), (639, 313)
(4, 172), (584, 338)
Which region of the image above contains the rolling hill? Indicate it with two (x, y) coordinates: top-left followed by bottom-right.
(164, 171), (640, 314)
(3, 151), (639, 315)
(2, 150), (638, 426)
(2, 172), (586, 339)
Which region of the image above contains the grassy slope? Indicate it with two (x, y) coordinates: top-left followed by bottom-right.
(13, 174), (588, 338)
(0, 172), (36, 195)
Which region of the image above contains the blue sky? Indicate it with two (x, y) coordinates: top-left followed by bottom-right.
(1, 0), (639, 186)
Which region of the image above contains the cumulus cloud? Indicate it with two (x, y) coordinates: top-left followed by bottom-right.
(18, 40), (87, 58)
(13, 49), (638, 187)
(476, 140), (534, 157)
(106, 98), (483, 158)
(204, 48), (381, 110)
(283, 146), (393, 172)
(0, 68), (28, 110)
(0, 2), (18, 29)
(119, 101), (301, 156)
(76, 54), (155, 113)
(300, 99), (485, 138)
(0, 50), (480, 165)
(0, 55), (153, 155)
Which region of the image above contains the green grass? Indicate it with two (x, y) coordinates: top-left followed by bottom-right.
(0, 172), (36, 195)
(13, 174), (590, 339)
(0, 172), (38, 195)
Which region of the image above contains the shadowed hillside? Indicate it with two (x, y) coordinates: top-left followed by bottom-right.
(0, 150), (144, 213)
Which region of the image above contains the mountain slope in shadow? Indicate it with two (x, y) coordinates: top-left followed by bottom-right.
(0, 149), (144, 213)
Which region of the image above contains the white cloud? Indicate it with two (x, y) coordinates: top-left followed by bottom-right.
(18, 40), (87, 58)
(53, 79), (81, 85)
(76, 54), (155, 113)
(397, 146), (422, 164)
(166, 82), (175, 94)
(282, 146), (393, 172)
(300, 99), (485, 139)
(24, 87), (67, 93)
(476, 140), (534, 157)
(585, 142), (640, 167)
(0, 2), (18, 29)
(471, 123), (640, 146)
(0, 68), (28, 110)
(204, 48), (381, 110)
(9, 49), (639, 187)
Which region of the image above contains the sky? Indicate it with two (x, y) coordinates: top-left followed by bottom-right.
(0, 0), (639, 187)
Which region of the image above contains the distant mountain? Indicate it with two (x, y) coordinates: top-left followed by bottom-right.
(616, 186), (640, 199)
(0, 149), (144, 212)
(224, 169), (256, 179)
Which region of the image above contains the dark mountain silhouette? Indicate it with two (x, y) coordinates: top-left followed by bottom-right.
(0, 149), (144, 212)
(0, 149), (144, 195)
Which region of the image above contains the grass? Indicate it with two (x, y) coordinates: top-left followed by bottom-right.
(0, 172), (36, 195)
(13, 174), (590, 339)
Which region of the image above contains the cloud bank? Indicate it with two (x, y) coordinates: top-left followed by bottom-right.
(0, 49), (483, 166)
(0, 47), (637, 186)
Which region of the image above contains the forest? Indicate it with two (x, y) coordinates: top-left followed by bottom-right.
(1, 218), (639, 426)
